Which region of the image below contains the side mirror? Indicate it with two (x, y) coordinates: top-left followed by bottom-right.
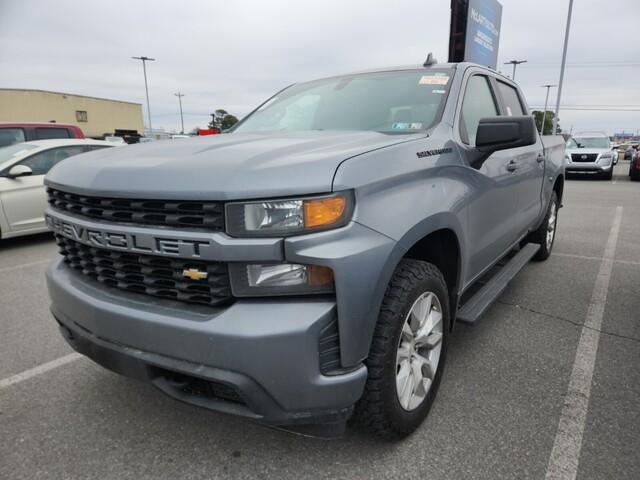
(7, 165), (33, 179)
(476, 115), (537, 153)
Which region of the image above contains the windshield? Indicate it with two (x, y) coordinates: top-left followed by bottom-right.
(570, 137), (610, 149)
(0, 143), (38, 164)
(234, 69), (453, 134)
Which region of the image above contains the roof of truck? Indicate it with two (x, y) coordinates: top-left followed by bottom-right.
(309, 61), (511, 85)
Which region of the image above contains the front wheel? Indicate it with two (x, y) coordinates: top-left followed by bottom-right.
(527, 191), (558, 261)
(353, 259), (449, 439)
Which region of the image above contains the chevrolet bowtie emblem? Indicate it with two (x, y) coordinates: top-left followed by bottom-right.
(182, 268), (208, 281)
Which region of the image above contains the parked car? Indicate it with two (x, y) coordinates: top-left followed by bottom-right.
(0, 122), (84, 148)
(624, 143), (639, 160)
(611, 145), (619, 165)
(630, 149), (640, 181)
(0, 139), (117, 239)
(44, 61), (565, 439)
(565, 132), (616, 180)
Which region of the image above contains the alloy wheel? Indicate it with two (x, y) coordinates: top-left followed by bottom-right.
(395, 292), (443, 411)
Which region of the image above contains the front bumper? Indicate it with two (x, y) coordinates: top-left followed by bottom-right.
(47, 258), (368, 426)
(565, 163), (612, 175)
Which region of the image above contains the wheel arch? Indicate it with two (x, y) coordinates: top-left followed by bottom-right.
(402, 228), (461, 331)
(372, 213), (465, 343)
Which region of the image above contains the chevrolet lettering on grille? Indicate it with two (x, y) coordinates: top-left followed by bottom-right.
(45, 213), (211, 259)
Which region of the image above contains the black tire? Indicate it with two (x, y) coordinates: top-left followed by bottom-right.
(527, 191), (558, 261)
(602, 169), (613, 181)
(352, 259), (449, 440)
(631, 166), (640, 181)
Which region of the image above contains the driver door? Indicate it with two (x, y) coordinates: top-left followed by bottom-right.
(458, 74), (522, 283)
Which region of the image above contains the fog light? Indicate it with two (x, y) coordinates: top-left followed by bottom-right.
(229, 263), (334, 296)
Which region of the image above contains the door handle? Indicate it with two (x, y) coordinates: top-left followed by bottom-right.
(506, 161), (518, 172)
(537, 154), (545, 163)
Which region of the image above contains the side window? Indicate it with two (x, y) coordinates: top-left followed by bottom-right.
(18, 146), (86, 175)
(460, 75), (498, 145)
(497, 81), (525, 116)
(35, 128), (71, 140)
(0, 128), (26, 147)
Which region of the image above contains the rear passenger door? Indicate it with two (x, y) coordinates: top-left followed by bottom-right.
(493, 79), (545, 236)
(457, 73), (522, 281)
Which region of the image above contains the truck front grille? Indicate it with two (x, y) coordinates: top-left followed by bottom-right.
(47, 188), (224, 230)
(571, 153), (598, 163)
(55, 235), (233, 307)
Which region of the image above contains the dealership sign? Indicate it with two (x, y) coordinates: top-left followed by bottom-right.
(448, 0), (503, 70)
(464, 0), (502, 68)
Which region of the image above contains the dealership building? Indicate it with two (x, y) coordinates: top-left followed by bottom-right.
(0, 88), (144, 138)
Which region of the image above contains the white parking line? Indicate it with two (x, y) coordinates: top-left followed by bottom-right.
(0, 353), (82, 390)
(552, 252), (601, 262)
(552, 252), (640, 267)
(545, 206), (623, 480)
(0, 259), (51, 274)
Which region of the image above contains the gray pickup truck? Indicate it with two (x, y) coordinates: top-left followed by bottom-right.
(44, 60), (565, 439)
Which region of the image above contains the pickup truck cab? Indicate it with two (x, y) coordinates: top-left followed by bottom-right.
(44, 61), (565, 439)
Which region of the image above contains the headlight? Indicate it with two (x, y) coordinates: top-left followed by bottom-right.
(229, 263), (334, 296)
(225, 192), (353, 237)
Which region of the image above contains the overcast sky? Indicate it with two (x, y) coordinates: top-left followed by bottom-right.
(1, 0), (639, 135)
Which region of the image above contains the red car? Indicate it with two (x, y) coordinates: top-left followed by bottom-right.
(630, 149), (640, 181)
(0, 122), (84, 148)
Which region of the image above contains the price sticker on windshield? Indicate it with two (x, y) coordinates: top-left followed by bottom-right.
(419, 75), (450, 85)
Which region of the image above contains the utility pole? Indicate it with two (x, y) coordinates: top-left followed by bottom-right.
(540, 85), (557, 135)
(504, 60), (527, 80)
(175, 92), (185, 134)
(132, 56), (156, 136)
(554, 0), (574, 135)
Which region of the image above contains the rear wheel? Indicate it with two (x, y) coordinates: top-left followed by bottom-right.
(527, 191), (558, 261)
(353, 259), (449, 439)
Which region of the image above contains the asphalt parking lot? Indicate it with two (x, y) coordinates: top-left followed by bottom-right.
(1, 161), (638, 480)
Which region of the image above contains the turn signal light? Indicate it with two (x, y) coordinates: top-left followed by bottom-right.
(308, 265), (334, 287)
(303, 196), (347, 229)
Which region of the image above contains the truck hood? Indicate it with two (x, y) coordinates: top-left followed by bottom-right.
(46, 131), (420, 200)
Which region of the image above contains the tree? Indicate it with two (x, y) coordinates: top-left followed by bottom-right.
(532, 110), (562, 135)
(208, 109), (239, 131)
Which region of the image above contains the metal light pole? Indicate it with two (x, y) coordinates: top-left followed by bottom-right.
(132, 56), (155, 136)
(504, 60), (527, 80)
(540, 85), (557, 135)
(175, 92), (185, 134)
(554, 0), (574, 135)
